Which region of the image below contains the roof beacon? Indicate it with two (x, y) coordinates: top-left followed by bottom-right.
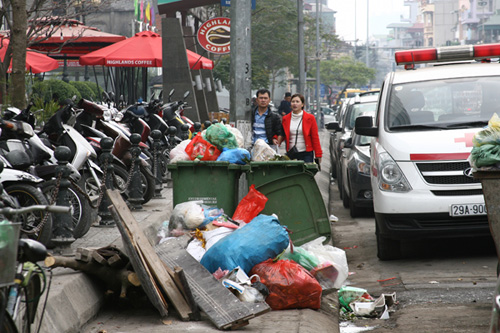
(395, 43), (500, 67)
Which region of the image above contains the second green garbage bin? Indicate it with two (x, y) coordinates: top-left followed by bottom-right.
(246, 161), (330, 246)
(168, 161), (248, 216)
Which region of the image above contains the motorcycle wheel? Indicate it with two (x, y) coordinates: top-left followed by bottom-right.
(140, 164), (156, 204)
(41, 180), (93, 239)
(5, 184), (53, 246)
(112, 164), (155, 204)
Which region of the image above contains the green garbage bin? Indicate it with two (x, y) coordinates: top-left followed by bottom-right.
(246, 161), (318, 187)
(246, 161), (330, 246)
(168, 161), (249, 216)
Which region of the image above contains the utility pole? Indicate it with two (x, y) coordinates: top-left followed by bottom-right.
(366, 0), (369, 67)
(298, 0), (305, 95)
(315, 0), (321, 126)
(230, 0), (252, 147)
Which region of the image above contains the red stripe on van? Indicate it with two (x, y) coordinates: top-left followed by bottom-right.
(410, 153), (470, 161)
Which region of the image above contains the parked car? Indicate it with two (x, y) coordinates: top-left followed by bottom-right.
(325, 92), (379, 200)
(355, 44), (500, 260)
(340, 120), (375, 218)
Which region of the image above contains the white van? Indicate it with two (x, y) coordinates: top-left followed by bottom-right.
(355, 44), (500, 260)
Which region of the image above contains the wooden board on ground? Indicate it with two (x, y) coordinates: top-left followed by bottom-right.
(156, 236), (271, 330)
(107, 189), (191, 320)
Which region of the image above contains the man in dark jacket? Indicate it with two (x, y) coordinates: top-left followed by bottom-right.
(278, 92), (292, 116)
(252, 88), (284, 149)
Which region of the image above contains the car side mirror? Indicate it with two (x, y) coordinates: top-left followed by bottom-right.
(344, 137), (353, 149)
(326, 121), (341, 131)
(355, 116), (378, 136)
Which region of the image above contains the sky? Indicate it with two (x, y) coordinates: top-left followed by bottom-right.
(327, 0), (409, 43)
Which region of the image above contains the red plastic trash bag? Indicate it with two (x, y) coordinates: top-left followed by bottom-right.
(232, 185), (268, 223)
(185, 133), (221, 161)
(250, 259), (322, 310)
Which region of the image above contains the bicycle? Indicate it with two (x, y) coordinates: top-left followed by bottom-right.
(0, 205), (70, 333)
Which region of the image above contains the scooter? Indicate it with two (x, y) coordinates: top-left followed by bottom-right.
(0, 114), (94, 239)
(75, 98), (156, 204)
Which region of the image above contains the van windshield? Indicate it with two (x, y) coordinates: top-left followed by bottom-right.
(346, 103), (377, 130)
(387, 77), (500, 130)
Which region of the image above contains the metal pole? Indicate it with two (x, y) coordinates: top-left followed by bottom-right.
(230, 0), (252, 148)
(315, 0), (321, 126)
(366, 0), (369, 67)
(298, 0), (305, 95)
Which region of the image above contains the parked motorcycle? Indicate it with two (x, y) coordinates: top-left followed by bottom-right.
(0, 113), (94, 239)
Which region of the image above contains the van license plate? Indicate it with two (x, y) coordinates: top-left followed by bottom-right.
(450, 204), (487, 216)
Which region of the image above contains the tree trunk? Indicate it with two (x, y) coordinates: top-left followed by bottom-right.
(11, 0), (27, 109)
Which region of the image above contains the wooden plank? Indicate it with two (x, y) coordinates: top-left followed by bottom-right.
(109, 205), (169, 318)
(107, 189), (192, 320)
(156, 236), (271, 330)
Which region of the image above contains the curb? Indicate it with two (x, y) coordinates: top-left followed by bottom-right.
(39, 188), (173, 333)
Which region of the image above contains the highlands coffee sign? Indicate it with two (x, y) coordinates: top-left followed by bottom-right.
(197, 17), (230, 54)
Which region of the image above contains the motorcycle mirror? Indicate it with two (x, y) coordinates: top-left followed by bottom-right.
(169, 89), (175, 98)
(183, 91), (190, 100)
(159, 90), (163, 100)
(102, 91), (110, 102)
(109, 92), (115, 100)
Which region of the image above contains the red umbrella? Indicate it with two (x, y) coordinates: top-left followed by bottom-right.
(0, 39), (59, 74)
(79, 31), (213, 70)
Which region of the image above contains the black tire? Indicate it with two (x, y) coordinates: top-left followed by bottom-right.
(140, 164), (156, 204)
(342, 182), (349, 209)
(111, 164), (129, 195)
(336, 163), (343, 199)
(1, 311), (17, 333)
(72, 175), (95, 238)
(157, 151), (170, 183)
(6, 184), (53, 246)
(41, 180), (92, 239)
(330, 156), (337, 179)
(376, 222), (402, 260)
(112, 163), (155, 204)
(15, 271), (42, 333)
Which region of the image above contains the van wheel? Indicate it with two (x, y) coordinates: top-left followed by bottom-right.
(376, 223), (401, 260)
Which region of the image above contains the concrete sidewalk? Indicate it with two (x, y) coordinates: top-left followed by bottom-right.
(40, 171), (340, 332)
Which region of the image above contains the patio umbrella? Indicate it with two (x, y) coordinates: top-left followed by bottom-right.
(0, 39), (59, 74)
(79, 30), (213, 70)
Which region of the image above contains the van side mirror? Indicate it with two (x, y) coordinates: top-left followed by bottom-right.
(355, 116), (378, 136)
(326, 121), (341, 131)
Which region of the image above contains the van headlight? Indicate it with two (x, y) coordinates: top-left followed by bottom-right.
(378, 152), (412, 192)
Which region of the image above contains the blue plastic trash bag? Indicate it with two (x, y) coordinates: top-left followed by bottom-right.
(200, 214), (289, 274)
(216, 147), (251, 164)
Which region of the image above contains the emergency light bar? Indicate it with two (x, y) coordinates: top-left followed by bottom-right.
(395, 43), (500, 66)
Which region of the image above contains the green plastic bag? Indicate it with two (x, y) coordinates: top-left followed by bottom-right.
(279, 246), (320, 271)
(470, 144), (500, 168)
(205, 123), (239, 151)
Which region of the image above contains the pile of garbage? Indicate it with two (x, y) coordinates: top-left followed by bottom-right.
(157, 185), (349, 311)
(169, 123), (290, 163)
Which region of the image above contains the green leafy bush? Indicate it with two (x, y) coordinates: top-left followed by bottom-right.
(82, 81), (104, 101)
(31, 79), (81, 105)
(69, 81), (96, 101)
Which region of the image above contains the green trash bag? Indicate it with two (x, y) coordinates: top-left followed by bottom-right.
(205, 123), (239, 150)
(279, 246), (320, 271)
(470, 144), (500, 168)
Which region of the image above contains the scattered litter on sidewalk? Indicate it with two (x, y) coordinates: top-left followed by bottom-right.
(330, 214), (339, 222)
(339, 286), (397, 319)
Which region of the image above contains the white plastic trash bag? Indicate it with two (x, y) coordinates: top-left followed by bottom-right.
(186, 239), (206, 261)
(251, 139), (276, 161)
(170, 139), (191, 163)
(301, 236), (349, 289)
(226, 125), (245, 148)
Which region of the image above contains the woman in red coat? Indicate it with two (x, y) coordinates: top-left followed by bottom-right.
(279, 93), (322, 163)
